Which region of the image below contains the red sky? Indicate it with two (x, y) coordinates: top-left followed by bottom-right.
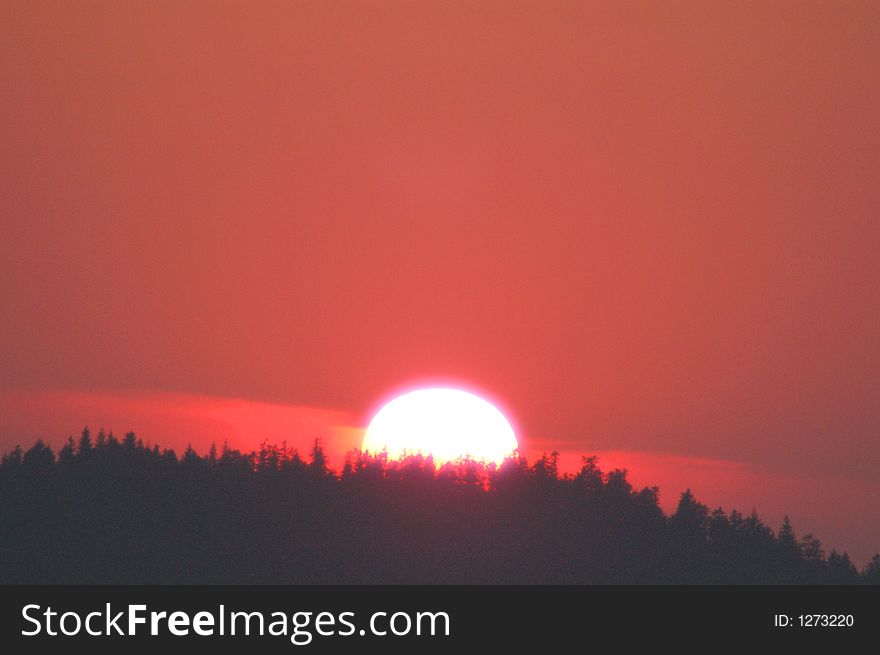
(2, 3), (878, 563)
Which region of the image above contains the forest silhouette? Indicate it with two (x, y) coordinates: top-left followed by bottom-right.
(1, 428), (877, 584)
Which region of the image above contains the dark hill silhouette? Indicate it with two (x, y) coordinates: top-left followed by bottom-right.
(0, 428), (876, 584)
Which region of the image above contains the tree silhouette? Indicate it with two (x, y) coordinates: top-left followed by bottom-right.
(78, 426), (92, 457)
(862, 554), (880, 583)
(0, 431), (875, 585)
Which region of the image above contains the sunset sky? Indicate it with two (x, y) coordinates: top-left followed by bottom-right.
(2, 2), (878, 563)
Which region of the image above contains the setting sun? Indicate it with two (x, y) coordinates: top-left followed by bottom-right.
(362, 387), (518, 465)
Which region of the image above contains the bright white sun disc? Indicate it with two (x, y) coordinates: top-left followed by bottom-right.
(362, 387), (518, 465)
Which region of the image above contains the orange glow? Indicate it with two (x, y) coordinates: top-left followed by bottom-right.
(0, 389), (358, 462)
(1, 1), (879, 568)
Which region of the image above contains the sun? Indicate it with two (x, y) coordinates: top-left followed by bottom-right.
(362, 386), (518, 466)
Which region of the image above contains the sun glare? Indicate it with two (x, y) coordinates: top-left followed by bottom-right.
(362, 387), (518, 466)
